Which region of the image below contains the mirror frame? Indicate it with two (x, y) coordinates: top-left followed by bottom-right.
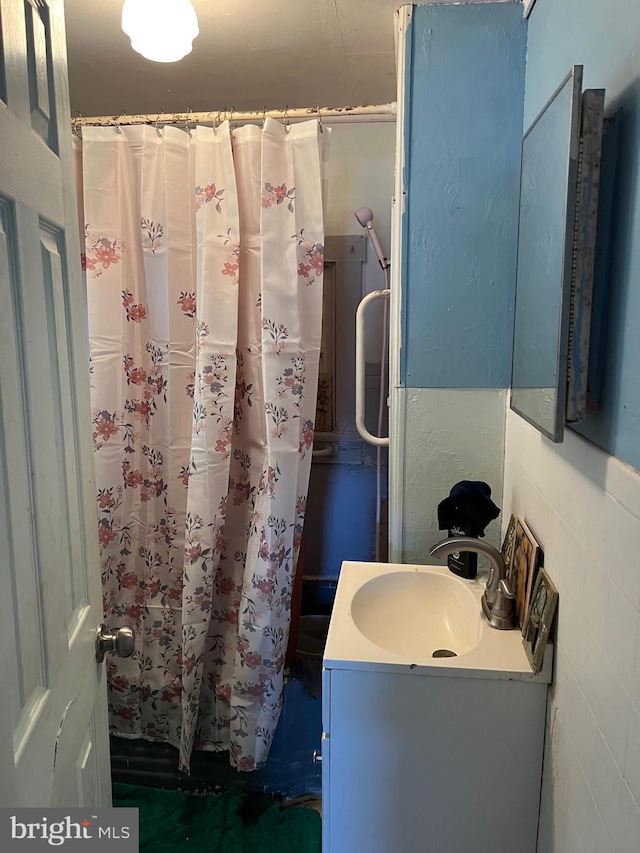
(510, 65), (583, 442)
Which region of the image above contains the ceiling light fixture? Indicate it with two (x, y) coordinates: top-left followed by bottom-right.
(121, 0), (199, 63)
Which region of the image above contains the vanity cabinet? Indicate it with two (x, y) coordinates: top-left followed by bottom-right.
(321, 664), (548, 853)
(320, 560), (553, 853)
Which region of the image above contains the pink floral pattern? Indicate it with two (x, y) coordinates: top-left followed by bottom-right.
(122, 290), (147, 323)
(178, 292), (196, 318)
(265, 402), (289, 439)
(123, 344), (167, 429)
(219, 228), (240, 284)
(299, 419), (315, 457)
(294, 230), (324, 285)
(195, 183), (225, 213)
(233, 350), (253, 425)
(83, 228), (123, 279)
(141, 218), (164, 253)
(262, 318), (288, 355)
(261, 181), (295, 212)
(82, 120), (325, 775)
(276, 355), (305, 408)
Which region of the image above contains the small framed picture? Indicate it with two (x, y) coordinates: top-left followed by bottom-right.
(507, 519), (541, 632)
(523, 569), (559, 674)
(501, 514), (518, 576)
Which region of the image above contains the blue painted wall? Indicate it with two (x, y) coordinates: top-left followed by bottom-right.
(305, 464), (378, 579)
(523, 0), (640, 471)
(401, 2), (527, 389)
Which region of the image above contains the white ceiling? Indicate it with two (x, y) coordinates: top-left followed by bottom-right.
(63, 0), (405, 118)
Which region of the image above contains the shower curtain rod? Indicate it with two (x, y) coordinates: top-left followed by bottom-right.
(73, 102), (397, 129)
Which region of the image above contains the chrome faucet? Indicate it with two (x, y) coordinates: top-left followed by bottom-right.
(428, 537), (516, 630)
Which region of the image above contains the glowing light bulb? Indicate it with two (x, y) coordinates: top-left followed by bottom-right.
(122, 0), (199, 63)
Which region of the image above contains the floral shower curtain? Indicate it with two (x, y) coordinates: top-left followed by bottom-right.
(79, 118), (327, 772)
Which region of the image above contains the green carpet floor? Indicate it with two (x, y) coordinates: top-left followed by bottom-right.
(113, 782), (321, 853)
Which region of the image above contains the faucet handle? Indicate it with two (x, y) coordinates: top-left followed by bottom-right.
(498, 578), (515, 599)
(488, 578), (516, 630)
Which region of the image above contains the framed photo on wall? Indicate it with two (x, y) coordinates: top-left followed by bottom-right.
(523, 569), (559, 673)
(501, 513), (518, 575)
(507, 519), (541, 632)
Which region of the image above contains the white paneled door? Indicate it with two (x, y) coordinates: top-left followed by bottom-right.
(0, 0), (111, 806)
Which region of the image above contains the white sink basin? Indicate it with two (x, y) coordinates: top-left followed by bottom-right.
(324, 561), (552, 681)
(351, 570), (481, 657)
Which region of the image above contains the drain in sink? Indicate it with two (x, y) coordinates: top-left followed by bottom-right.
(432, 649), (457, 658)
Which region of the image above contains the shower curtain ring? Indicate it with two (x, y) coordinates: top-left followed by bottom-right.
(316, 104), (323, 132)
(262, 105), (267, 129)
(185, 106), (193, 136)
(283, 105), (290, 133)
(155, 110), (164, 136)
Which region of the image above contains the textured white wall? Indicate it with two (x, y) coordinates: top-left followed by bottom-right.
(324, 122), (395, 243)
(503, 410), (640, 852)
(325, 122), (395, 365)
